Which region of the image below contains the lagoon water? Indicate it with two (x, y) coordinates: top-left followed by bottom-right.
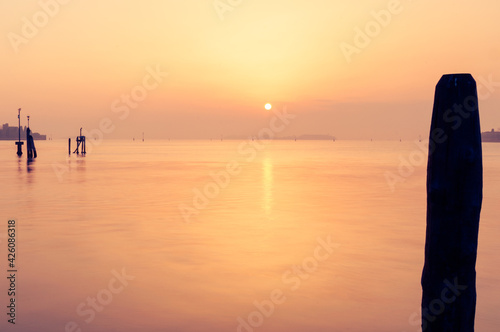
(0, 139), (499, 332)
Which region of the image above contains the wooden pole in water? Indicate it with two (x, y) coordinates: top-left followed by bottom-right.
(422, 73), (482, 331)
(15, 108), (23, 156)
(68, 138), (71, 154)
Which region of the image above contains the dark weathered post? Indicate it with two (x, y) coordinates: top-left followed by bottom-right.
(68, 138), (71, 154)
(422, 74), (482, 331)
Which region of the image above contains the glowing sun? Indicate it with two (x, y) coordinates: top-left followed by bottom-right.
(265, 103), (272, 110)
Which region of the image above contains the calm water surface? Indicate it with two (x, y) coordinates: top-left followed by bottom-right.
(0, 139), (499, 332)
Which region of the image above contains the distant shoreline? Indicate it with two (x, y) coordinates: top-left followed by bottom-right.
(0, 123), (46, 140)
(481, 130), (500, 143)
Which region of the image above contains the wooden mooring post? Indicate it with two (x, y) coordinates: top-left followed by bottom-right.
(422, 74), (482, 331)
(73, 128), (86, 154)
(15, 108), (23, 156)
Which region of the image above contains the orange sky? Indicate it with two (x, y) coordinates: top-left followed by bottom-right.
(1, 0), (499, 139)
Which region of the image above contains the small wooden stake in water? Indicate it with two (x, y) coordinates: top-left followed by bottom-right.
(422, 74), (482, 331)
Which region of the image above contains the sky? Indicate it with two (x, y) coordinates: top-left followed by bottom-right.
(1, 0), (499, 140)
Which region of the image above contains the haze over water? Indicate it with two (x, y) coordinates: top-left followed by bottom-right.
(1, 139), (499, 332)
(2, 0), (500, 330)
(2, 1), (500, 141)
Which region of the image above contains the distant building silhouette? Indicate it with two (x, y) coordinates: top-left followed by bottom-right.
(0, 123), (46, 140)
(481, 128), (500, 142)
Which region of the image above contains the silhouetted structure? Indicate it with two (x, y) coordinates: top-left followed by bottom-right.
(26, 128), (37, 159)
(15, 108), (23, 156)
(1, 123), (47, 140)
(481, 128), (500, 142)
(422, 74), (482, 331)
(73, 128), (86, 154)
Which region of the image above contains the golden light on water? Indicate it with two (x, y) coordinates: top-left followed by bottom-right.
(262, 156), (274, 215)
